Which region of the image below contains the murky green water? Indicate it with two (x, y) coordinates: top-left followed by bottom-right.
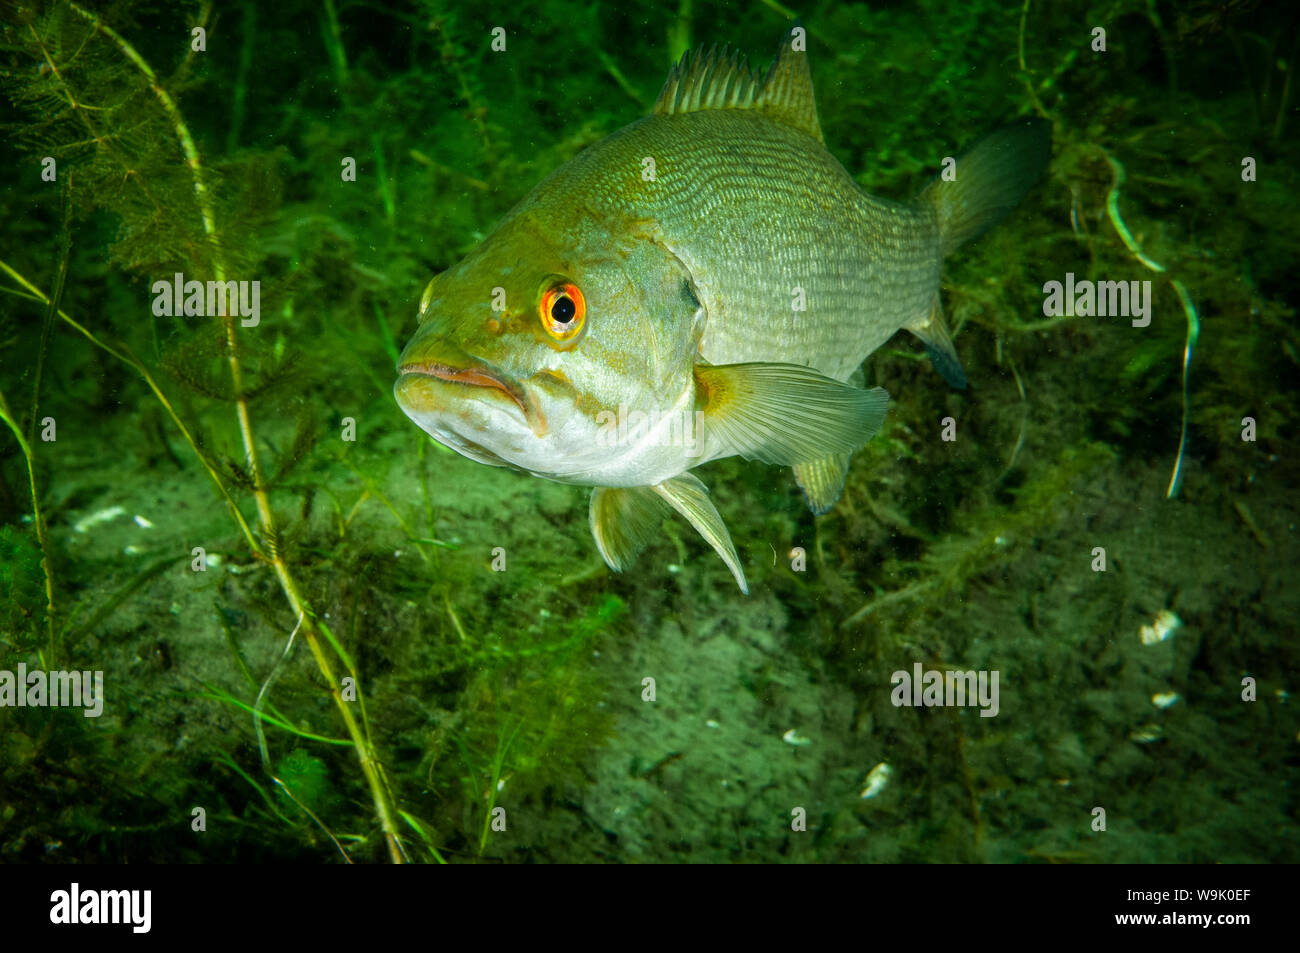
(1, 0), (1295, 863)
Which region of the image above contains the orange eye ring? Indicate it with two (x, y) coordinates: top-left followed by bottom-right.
(539, 282), (586, 343)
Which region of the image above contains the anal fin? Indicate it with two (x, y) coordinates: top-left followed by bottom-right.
(909, 297), (967, 389)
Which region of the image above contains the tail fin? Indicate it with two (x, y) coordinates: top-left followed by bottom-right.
(921, 119), (1051, 257)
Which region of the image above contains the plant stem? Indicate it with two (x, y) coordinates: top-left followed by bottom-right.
(0, 389), (57, 665)
(65, 1), (404, 862)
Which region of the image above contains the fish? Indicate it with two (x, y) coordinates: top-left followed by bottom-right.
(394, 24), (1051, 594)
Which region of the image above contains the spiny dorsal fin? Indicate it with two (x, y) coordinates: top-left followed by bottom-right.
(652, 24), (823, 144)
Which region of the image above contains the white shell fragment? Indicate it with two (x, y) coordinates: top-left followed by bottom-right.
(133, 514), (154, 528)
(74, 505), (125, 533)
(1140, 609), (1182, 645)
(860, 762), (892, 799)
(782, 728), (811, 747)
(1152, 691), (1181, 710)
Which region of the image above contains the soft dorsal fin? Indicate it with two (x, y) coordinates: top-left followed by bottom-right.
(652, 24), (823, 145)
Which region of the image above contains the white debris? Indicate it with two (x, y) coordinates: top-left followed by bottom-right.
(74, 506), (124, 533)
(1130, 724), (1162, 743)
(133, 514), (154, 529)
(860, 762), (892, 799)
(1152, 692), (1181, 710)
(782, 728), (811, 747)
(1140, 609), (1182, 645)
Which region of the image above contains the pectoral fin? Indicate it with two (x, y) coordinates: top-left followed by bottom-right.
(694, 362), (889, 466)
(908, 297), (967, 389)
(652, 473), (748, 594)
(589, 485), (668, 572)
(792, 452), (852, 515)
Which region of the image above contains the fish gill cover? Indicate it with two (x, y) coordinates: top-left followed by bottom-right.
(0, 0), (1296, 866)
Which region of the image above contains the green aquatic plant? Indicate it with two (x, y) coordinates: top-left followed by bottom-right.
(1, 0), (405, 860)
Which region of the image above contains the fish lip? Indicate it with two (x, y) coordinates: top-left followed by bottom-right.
(397, 358), (547, 435)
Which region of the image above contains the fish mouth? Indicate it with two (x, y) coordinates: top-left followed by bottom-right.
(398, 358), (530, 417)
(395, 347), (548, 437)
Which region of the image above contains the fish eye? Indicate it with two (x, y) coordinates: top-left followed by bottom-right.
(539, 281), (586, 343)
